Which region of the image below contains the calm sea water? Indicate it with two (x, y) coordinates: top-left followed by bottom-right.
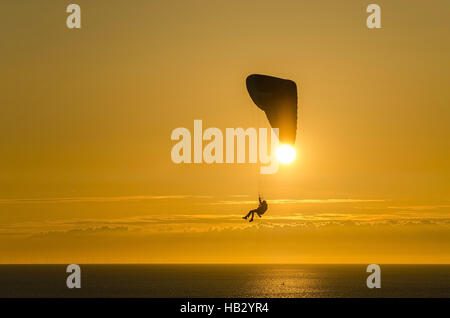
(0, 264), (449, 298)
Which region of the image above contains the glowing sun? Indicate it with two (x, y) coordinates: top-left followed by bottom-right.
(275, 144), (296, 164)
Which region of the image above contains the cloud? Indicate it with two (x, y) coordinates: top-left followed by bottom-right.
(31, 226), (131, 238)
(0, 195), (213, 204)
(2, 216), (450, 264)
(3, 209), (450, 239)
(227, 194), (251, 198)
(387, 205), (450, 211)
(211, 199), (385, 205)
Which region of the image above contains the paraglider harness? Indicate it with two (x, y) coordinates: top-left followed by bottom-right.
(256, 196), (268, 216)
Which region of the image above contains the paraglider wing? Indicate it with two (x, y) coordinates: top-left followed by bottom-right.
(246, 74), (298, 145)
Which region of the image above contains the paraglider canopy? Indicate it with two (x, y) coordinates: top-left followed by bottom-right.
(246, 74), (298, 145)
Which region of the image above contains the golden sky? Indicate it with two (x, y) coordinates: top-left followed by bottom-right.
(0, 0), (449, 263)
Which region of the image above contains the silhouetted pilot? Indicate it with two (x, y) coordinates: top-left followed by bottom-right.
(243, 196), (268, 222)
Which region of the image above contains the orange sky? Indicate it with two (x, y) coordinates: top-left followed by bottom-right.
(0, 0), (449, 263)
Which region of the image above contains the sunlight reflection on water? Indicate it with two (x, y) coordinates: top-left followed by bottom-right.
(0, 264), (449, 297)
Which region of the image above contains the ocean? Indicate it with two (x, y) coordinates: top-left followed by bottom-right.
(0, 264), (449, 298)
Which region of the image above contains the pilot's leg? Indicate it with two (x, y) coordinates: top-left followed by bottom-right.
(243, 209), (257, 219)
